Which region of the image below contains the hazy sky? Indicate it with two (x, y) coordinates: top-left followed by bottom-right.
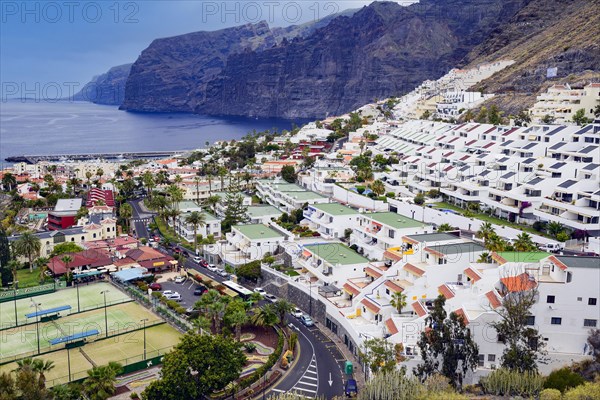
(0, 1), (416, 98)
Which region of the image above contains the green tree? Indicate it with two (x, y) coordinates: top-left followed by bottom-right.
(359, 337), (397, 375)
(390, 291), (407, 314)
(0, 371), (16, 399)
(273, 299), (294, 327)
(196, 289), (229, 333)
(475, 107), (488, 123)
(205, 195), (221, 215)
(184, 211), (206, 254)
(371, 180), (385, 197)
(236, 260), (262, 282)
(143, 333), (246, 400)
(413, 194), (425, 206)
(224, 298), (248, 341)
(0, 227), (11, 287)
(541, 114), (556, 124)
(572, 109), (590, 126)
(142, 171), (155, 200)
(1, 172), (17, 191)
(83, 362), (122, 400)
(221, 190), (248, 232)
(119, 203), (133, 233)
(420, 110), (431, 120)
(251, 303), (279, 330)
(437, 223), (454, 233)
(50, 242), (83, 257)
(463, 109), (475, 122)
(415, 295), (479, 388)
(35, 257), (50, 283)
(281, 165), (297, 183)
(513, 232), (537, 252)
(476, 222), (494, 242)
(487, 105), (504, 125)
(166, 184), (184, 209)
(546, 221), (564, 238)
(513, 110), (532, 127)
(493, 274), (544, 373)
(13, 231), (41, 272)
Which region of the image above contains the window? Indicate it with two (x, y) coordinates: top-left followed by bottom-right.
(488, 354), (496, 362)
(478, 354), (485, 367)
(547, 295), (555, 304)
(551, 317), (562, 325)
(577, 297), (583, 302)
(584, 319), (597, 327)
(526, 316), (535, 326)
(589, 298), (597, 306)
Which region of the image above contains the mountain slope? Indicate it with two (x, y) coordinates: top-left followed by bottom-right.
(122, 0), (530, 118)
(72, 64), (132, 105)
(463, 0), (600, 113)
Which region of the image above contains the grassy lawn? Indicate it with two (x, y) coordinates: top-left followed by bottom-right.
(15, 268), (49, 288)
(433, 202), (546, 236)
(251, 195), (262, 204)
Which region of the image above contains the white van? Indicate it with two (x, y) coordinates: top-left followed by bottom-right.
(538, 242), (564, 253)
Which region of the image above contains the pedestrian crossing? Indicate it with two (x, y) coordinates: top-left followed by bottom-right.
(132, 218), (152, 224)
(290, 354), (319, 398)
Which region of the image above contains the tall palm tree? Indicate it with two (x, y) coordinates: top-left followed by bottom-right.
(184, 211), (206, 254)
(193, 175), (201, 203)
(197, 289), (229, 333)
(119, 203), (133, 233)
(35, 257), (50, 283)
(165, 208), (181, 233)
(85, 171), (93, 186)
(390, 291), (407, 315)
(251, 304), (279, 331)
(225, 298), (248, 341)
(476, 222), (494, 242)
(273, 299), (294, 327)
(83, 362), (122, 400)
(217, 166), (228, 190)
(14, 231), (41, 272)
(96, 168), (104, 181)
(371, 180), (385, 197)
(61, 255), (73, 277)
(33, 359), (55, 387)
(205, 195), (221, 216)
(142, 171), (155, 201)
(166, 184), (184, 209)
(513, 232), (536, 252)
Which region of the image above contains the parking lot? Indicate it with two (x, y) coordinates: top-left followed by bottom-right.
(159, 278), (203, 310)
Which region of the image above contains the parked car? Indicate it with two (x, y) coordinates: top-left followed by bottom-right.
(149, 283), (162, 291)
(173, 247), (182, 254)
(162, 290), (174, 297)
(265, 294), (277, 303)
(193, 285), (207, 296)
(174, 276), (187, 284)
(345, 379), (358, 397)
(218, 269), (229, 278)
(185, 306), (199, 317)
(192, 256), (202, 263)
(300, 315), (314, 327)
(207, 264), (219, 272)
(538, 242), (565, 253)
(293, 307), (303, 318)
(166, 292), (182, 301)
(254, 288), (266, 296)
(199, 259), (209, 267)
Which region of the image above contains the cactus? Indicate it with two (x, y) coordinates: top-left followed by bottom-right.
(480, 368), (544, 397)
(357, 370), (423, 400)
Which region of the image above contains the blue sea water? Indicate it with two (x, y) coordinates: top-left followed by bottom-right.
(0, 100), (304, 165)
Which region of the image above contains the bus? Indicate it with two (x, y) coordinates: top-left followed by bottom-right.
(222, 280), (253, 300)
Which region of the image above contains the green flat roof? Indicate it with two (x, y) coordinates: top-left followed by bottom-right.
(282, 191), (326, 200)
(247, 205), (282, 217)
(311, 203), (358, 216)
(367, 212), (422, 229)
(495, 251), (550, 263)
(304, 243), (369, 266)
(258, 181), (306, 191)
(202, 212), (219, 222)
(176, 201), (202, 211)
(213, 191), (251, 200)
(233, 224), (283, 240)
(405, 232), (460, 243)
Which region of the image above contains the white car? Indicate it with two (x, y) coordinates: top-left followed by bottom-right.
(166, 292), (182, 301)
(174, 276), (187, 284)
(192, 256), (202, 263)
(254, 288), (266, 296)
(293, 307), (303, 318)
(207, 265), (219, 272)
(218, 269), (229, 278)
(265, 294), (277, 303)
(162, 290), (174, 296)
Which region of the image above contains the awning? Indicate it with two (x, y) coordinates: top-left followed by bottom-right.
(438, 284), (455, 299)
(361, 299), (381, 314)
(385, 318), (399, 335)
(384, 280), (404, 293)
(486, 291), (501, 309)
(111, 267), (149, 282)
(365, 266), (383, 279)
(412, 301), (427, 317)
(403, 263), (425, 277)
(343, 283), (360, 296)
(463, 267), (482, 283)
(74, 270), (104, 279)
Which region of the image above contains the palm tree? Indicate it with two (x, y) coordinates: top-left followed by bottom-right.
(242, 172), (253, 191)
(85, 171), (93, 186)
(217, 166), (228, 190)
(83, 362), (122, 400)
(273, 299), (294, 327)
(390, 291), (407, 315)
(8, 260), (20, 288)
(477, 252), (492, 263)
(205, 195), (221, 215)
(207, 172), (213, 193)
(437, 223), (454, 232)
(197, 289), (229, 333)
(476, 222), (494, 242)
(13, 357), (36, 372)
(184, 211), (206, 254)
(513, 232), (536, 252)
(1, 172), (17, 191)
(164, 208), (181, 233)
(33, 359), (55, 387)
(13, 231), (41, 272)
(61, 255), (73, 277)
(142, 171), (155, 200)
(225, 298), (249, 341)
(119, 203), (133, 233)
(485, 233), (507, 252)
(547, 221), (564, 238)
(35, 257), (50, 283)
(251, 304), (279, 331)
(166, 184), (184, 209)
(96, 168), (104, 181)
(371, 180), (385, 197)
(193, 175), (201, 203)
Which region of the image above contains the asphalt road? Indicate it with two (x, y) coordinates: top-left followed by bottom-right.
(129, 198), (154, 240)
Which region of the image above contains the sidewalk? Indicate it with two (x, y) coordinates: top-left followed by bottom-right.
(319, 325), (366, 389)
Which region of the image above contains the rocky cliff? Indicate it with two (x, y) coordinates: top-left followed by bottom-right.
(463, 0), (600, 114)
(121, 0), (530, 118)
(72, 64), (132, 105)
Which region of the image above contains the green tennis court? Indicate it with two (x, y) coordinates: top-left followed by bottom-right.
(0, 282), (130, 328)
(1, 301), (160, 361)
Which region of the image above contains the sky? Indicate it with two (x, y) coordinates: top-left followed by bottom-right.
(0, 1), (417, 99)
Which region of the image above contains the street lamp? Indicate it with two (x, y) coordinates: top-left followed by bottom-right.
(262, 367), (271, 400)
(30, 300), (42, 354)
(100, 290), (109, 337)
(8, 280), (18, 327)
(309, 279), (313, 317)
(75, 277), (80, 313)
(141, 318), (148, 360)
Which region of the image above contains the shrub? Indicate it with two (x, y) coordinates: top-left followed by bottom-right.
(544, 368), (585, 393)
(556, 231), (570, 242)
(423, 374), (451, 393)
(244, 342), (257, 353)
(540, 388), (563, 400)
(480, 368), (544, 397)
(386, 192), (395, 198)
(533, 221), (547, 232)
(563, 381), (600, 400)
(413, 194), (425, 205)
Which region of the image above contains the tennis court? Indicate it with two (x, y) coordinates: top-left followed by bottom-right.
(0, 324), (181, 386)
(1, 301), (160, 361)
(0, 282), (130, 328)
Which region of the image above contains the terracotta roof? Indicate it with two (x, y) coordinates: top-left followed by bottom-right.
(402, 236), (419, 245)
(486, 291), (502, 309)
(453, 308), (469, 325)
(365, 266), (383, 279)
(384, 280), (404, 293)
(412, 301), (427, 317)
(361, 299), (381, 314)
(385, 318), (399, 335)
(383, 250), (402, 262)
(343, 283), (360, 296)
(425, 247), (444, 258)
(438, 284), (455, 299)
(464, 267), (482, 282)
(548, 255), (568, 271)
(404, 263), (425, 277)
(500, 273), (537, 292)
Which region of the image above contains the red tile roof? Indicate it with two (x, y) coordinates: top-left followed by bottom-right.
(384, 280), (404, 293)
(365, 266), (383, 279)
(412, 301), (427, 317)
(361, 299), (381, 314)
(383, 250), (402, 262)
(343, 283), (360, 296)
(385, 318), (399, 335)
(464, 267), (482, 283)
(486, 291), (502, 309)
(48, 249), (111, 275)
(404, 263), (425, 277)
(501, 273), (537, 292)
(548, 255), (568, 271)
(438, 284), (455, 299)
(453, 308), (469, 325)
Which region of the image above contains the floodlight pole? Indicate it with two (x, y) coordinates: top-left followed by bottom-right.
(30, 300), (42, 355)
(67, 346), (71, 382)
(101, 290), (109, 337)
(9, 280), (18, 327)
(76, 278), (80, 313)
(141, 318), (148, 360)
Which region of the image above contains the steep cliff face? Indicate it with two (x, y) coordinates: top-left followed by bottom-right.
(121, 0), (531, 118)
(463, 0), (600, 113)
(72, 64), (131, 105)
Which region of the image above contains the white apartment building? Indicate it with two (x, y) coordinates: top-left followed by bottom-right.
(531, 83), (600, 124)
(303, 203), (360, 239)
(221, 224), (287, 266)
(256, 179), (330, 213)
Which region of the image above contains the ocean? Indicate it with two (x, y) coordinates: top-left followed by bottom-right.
(0, 100), (304, 166)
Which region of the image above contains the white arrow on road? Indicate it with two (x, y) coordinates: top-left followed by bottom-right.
(328, 372), (333, 386)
